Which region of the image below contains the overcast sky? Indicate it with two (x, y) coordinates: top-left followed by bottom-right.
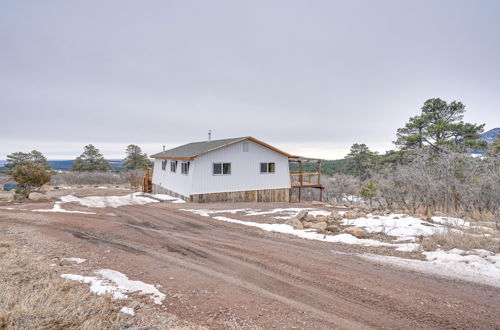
(1, 0), (499, 160)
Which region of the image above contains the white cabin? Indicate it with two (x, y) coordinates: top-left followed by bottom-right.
(151, 137), (297, 202)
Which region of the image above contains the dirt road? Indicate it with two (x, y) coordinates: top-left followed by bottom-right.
(0, 195), (499, 329)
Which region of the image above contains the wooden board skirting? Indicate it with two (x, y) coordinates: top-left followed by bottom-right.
(152, 184), (189, 201)
(190, 188), (290, 203)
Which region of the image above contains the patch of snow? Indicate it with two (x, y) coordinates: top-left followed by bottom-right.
(62, 257), (86, 264)
(96, 269), (166, 304)
(61, 274), (124, 299)
(59, 192), (158, 208)
(32, 202), (96, 214)
(182, 207), (314, 220)
(146, 193), (186, 203)
(97, 186), (108, 189)
(61, 269), (166, 304)
(120, 306), (135, 316)
(211, 215), (417, 250)
(361, 249), (500, 288)
(431, 216), (470, 228)
(342, 215), (442, 241)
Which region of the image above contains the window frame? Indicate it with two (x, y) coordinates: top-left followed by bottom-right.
(213, 162), (231, 175)
(260, 162), (276, 174)
(170, 160), (178, 173)
(181, 161), (190, 175)
(161, 160), (167, 171)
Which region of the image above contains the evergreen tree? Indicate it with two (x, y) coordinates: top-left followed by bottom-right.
(12, 161), (52, 196)
(71, 144), (111, 171)
(344, 143), (379, 180)
(123, 145), (151, 170)
(359, 180), (378, 207)
(395, 98), (486, 152)
(5, 150), (51, 171)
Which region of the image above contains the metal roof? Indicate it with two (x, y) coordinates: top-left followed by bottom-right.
(151, 137), (296, 159)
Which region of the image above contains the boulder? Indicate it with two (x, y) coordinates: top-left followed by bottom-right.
(343, 211), (364, 219)
(328, 212), (344, 221)
(285, 217), (304, 230)
(343, 227), (367, 238)
(0, 191), (15, 201)
(305, 214), (316, 222)
(28, 192), (50, 201)
(303, 221), (314, 229)
(326, 225), (342, 233)
(309, 222), (327, 232)
(315, 215), (327, 223)
(294, 210), (309, 222)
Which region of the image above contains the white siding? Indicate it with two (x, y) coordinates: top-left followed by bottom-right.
(152, 158), (193, 197)
(190, 140), (290, 194)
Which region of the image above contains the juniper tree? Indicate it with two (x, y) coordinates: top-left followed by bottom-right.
(12, 161), (52, 196)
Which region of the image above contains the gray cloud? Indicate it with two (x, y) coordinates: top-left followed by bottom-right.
(1, 0), (499, 159)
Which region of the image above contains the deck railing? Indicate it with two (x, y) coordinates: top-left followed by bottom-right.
(289, 170), (321, 187)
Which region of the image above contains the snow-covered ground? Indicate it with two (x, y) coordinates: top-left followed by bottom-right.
(31, 192), (185, 214)
(180, 207), (499, 287)
(59, 192), (159, 208)
(61, 268), (165, 304)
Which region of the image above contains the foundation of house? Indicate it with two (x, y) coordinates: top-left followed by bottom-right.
(190, 188), (290, 203)
(152, 185), (290, 203)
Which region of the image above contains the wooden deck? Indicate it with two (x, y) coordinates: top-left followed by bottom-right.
(289, 158), (325, 202)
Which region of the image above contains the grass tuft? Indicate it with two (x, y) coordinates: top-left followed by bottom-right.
(0, 241), (122, 329)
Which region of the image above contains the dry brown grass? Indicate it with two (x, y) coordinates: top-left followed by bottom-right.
(0, 241), (122, 329)
(420, 230), (500, 253)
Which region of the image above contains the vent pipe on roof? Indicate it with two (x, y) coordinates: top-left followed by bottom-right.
(208, 129), (212, 142)
(163, 145), (165, 151)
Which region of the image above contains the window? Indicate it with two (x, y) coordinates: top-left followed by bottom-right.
(181, 161), (190, 175)
(243, 142), (249, 152)
(213, 162), (231, 175)
(161, 160), (167, 171)
(260, 162), (275, 173)
(170, 161), (178, 173)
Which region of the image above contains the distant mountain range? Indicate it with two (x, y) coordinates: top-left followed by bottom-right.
(470, 127), (499, 154)
(478, 127), (500, 145)
(0, 159), (124, 171)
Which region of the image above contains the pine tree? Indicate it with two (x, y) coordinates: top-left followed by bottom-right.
(123, 145), (151, 170)
(359, 180), (378, 207)
(344, 143), (379, 180)
(5, 150), (51, 172)
(395, 98), (486, 152)
(71, 144), (111, 172)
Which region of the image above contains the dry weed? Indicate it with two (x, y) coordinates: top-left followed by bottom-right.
(420, 230), (500, 253)
(0, 242), (122, 329)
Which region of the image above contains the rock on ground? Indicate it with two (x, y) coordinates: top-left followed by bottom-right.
(309, 222), (327, 232)
(285, 218), (304, 230)
(28, 192), (50, 201)
(326, 225), (342, 233)
(294, 210), (309, 222)
(343, 227), (367, 238)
